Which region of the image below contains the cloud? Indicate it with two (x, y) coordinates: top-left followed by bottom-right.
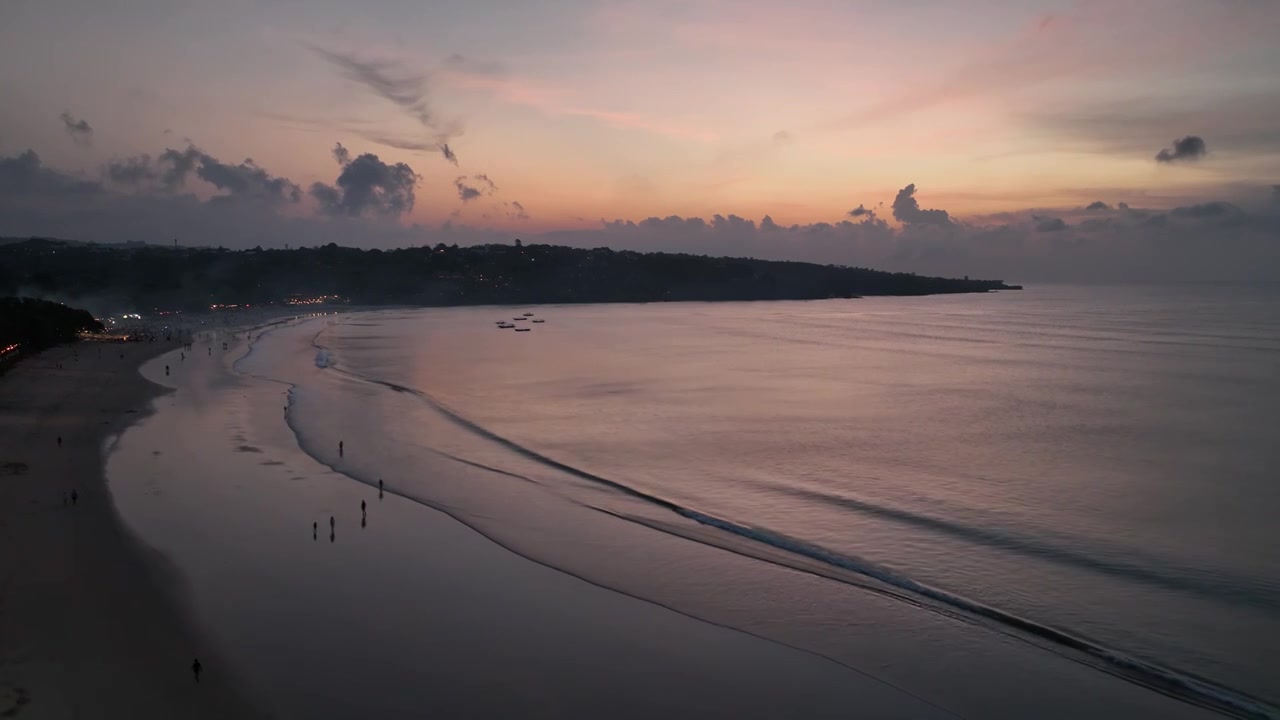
(60, 112), (93, 147)
(103, 145), (298, 203)
(356, 134), (460, 165)
(455, 177), (481, 202)
(0, 150), (102, 196)
(1034, 215), (1068, 232)
(1085, 201), (1111, 211)
(309, 46), (434, 128)
(892, 184), (951, 226)
(312, 151), (419, 217)
(332, 142), (351, 166)
(1155, 135), (1207, 163)
(6, 143), (1280, 285)
(848, 204), (873, 217)
(195, 156), (301, 204)
(1169, 201), (1241, 219)
(454, 174), (497, 202)
(103, 155), (156, 187)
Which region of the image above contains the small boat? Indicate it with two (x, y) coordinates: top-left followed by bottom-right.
(497, 323), (514, 328)
(522, 313), (534, 317)
(513, 317), (528, 321)
(514, 327), (531, 332)
(532, 319), (545, 324)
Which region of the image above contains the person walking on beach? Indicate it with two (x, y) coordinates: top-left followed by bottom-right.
(70, 489), (78, 505)
(361, 500), (366, 514)
(338, 440), (344, 457)
(56, 436), (62, 448)
(192, 658), (202, 682)
(329, 515), (335, 530)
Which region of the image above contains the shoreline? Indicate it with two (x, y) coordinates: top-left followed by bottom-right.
(0, 338), (261, 719)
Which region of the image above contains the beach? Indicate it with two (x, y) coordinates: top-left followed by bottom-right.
(0, 338), (259, 719)
(5, 290), (1274, 719)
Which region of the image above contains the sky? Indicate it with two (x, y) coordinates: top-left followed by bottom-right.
(2, 0), (1279, 282)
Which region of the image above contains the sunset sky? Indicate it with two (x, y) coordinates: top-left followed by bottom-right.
(3, 0), (1279, 280)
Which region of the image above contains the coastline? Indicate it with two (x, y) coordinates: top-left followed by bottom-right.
(102, 309), (1236, 719)
(0, 339), (260, 719)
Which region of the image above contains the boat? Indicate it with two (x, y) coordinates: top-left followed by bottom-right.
(532, 319), (545, 323)
(514, 327), (531, 332)
(497, 323), (514, 328)
(513, 317), (527, 321)
(522, 313), (534, 317)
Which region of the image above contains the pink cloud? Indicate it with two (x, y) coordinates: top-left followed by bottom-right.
(441, 70), (719, 143)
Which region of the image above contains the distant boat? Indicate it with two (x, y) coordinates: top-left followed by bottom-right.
(514, 327), (531, 332)
(532, 319), (545, 323)
(513, 317), (527, 321)
(498, 323), (515, 328)
(522, 312), (534, 317)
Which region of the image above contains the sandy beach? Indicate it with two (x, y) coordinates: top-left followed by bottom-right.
(0, 339), (260, 719)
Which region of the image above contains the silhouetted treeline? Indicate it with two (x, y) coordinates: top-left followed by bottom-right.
(0, 238), (1018, 314)
(0, 297), (103, 351)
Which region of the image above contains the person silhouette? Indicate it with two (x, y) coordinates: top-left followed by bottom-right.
(338, 440), (344, 457)
(192, 658), (202, 682)
(165, 365), (170, 376)
(329, 515), (335, 529)
(70, 489), (78, 505)
(361, 500), (366, 514)
(56, 436), (62, 448)
(361, 515), (367, 529)
(313, 521), (317, 540)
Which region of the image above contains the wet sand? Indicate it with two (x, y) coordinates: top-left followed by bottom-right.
(0, 340), (260, 719)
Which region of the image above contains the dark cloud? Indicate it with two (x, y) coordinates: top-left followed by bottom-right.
(103, 155), (156, 187)
(312, 151), (419, 217)
(1034, 215), (1068, 232)
(357, 134), (459, 165)
(455, 177), (481, 202)
(848, 204), (873, 217)
(0, 150), (101, 196)
(1085, 201), (1111, 211)
(195, 156), (301, 204)
(892, 184), (951, 226)
(157, 146), (202, 189)
(332, 142), (351, 166)
(1155, 136), (1207, 163)
(103, 145), (297, 203)
(60, 112), (93, 147)
(1169, 201), (1241, 219)
(309, 46), (434, 128)
(6, 144), (1280, 285)
(474, 174), (497, 192)
(1118, 202), (1131, 210)
(509, 200), (529, 220)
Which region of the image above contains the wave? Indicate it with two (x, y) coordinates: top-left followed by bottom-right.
(744, 480), (1279, 612)
(307, 324), (1277, 719)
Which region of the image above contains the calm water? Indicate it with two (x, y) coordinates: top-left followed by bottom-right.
(240, 285), (1280, 714)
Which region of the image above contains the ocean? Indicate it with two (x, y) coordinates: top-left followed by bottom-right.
(111, 285), (1280, 718)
